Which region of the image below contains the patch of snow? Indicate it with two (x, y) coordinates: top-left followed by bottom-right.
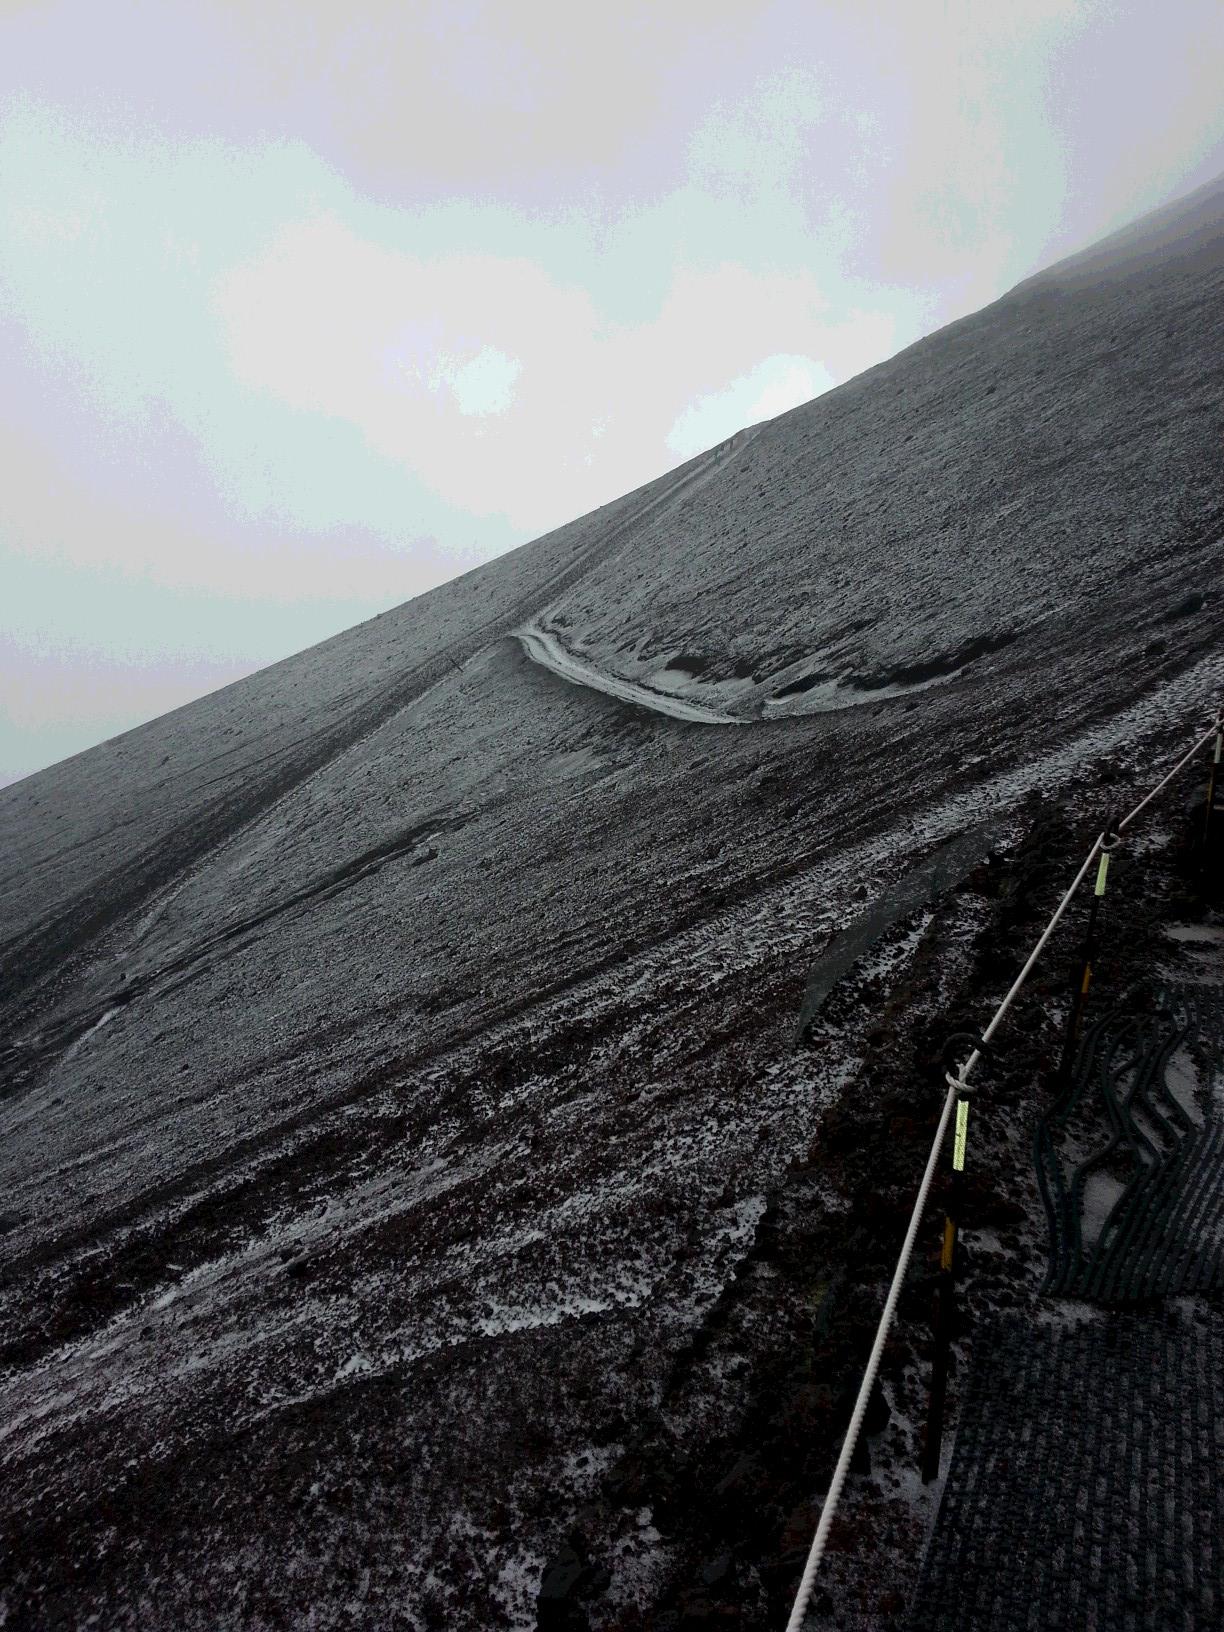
(515, 621), (744, 725)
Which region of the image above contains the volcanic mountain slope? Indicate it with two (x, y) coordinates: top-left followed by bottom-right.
(0, 179), (1222, 1629)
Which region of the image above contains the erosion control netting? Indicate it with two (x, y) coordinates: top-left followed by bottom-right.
(1035, 983), (1224, 1302)
(908, 1310), (1224, 1632)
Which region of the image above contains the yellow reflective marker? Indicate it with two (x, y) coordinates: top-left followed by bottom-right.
(941, 1216), (956, 1271)
(1081, 961), (1093, 995)
(953, 1099), (969, 1171)
(1095, 853), (1110, 896)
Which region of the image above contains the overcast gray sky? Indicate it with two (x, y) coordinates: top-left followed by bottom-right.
(2, 0), (1222, 786)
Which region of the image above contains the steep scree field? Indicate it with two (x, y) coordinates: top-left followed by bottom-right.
(1, 178), (1223, 1630)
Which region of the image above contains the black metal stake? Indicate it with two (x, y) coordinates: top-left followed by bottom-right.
(922, 1039), (981, 1485)
(1056, 814), (1117, 1089)
(1203, 720), (1222, 859)
(922, 1160), (962, 1485)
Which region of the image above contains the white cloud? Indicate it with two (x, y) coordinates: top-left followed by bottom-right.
(210, 210), (613, 528)
(666, 354), (835, 457)
(447, 347), (522, 416)
(210, 201), (903, 530)
(4, 0), (1222, 785)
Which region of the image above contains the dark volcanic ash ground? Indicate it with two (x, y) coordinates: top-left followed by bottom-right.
(1, 179), (1223, 1629)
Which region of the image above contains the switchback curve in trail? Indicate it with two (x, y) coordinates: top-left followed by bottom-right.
(514, 621), (747, 726)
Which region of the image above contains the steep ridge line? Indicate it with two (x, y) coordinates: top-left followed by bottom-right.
(515, 423), (759, 646)
(1, 434), (765, 1080)
(511, 426), (765, 723)
(0, 429), (756, 1027)
(783, 706), (1222, 1632)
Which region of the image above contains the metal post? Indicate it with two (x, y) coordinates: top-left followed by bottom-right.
(922, 1147), (963, 1484)
(923, 1037), (981, 1485)
(1056, 815), (1117, 1088)
(1203, 717), (1222, 856)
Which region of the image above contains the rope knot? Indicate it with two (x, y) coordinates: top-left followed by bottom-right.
(941, 1031), (990, 1096)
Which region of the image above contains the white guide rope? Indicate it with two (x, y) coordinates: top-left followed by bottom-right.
(1118, 718), (1220, 832)
(783, 710), (1220, 1631)
(783, 1079), (957, 1632)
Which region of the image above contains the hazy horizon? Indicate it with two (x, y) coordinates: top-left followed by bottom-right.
(3, 0), (1223, 787)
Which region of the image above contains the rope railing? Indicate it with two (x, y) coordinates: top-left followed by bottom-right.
(784, 708), (1221, 1632)
(1117, 715), (1221, 834)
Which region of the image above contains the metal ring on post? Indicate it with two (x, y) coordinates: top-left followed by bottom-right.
(941, 1032), (991, 1096)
